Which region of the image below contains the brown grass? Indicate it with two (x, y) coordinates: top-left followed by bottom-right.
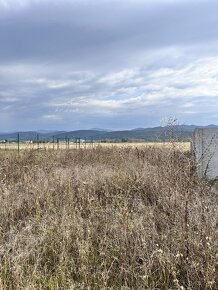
(0, 141), (190, 152)
(0, 147), (217, 290)
(96, 142), (190, 151)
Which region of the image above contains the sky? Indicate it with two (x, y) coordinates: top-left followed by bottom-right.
(0, 0), (218, 131)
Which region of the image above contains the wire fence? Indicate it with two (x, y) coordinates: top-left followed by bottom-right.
(0, 134), (97, 153)
(0, 134), (192, 153)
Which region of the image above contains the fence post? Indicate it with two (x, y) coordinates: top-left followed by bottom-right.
(17, 133), (20, 153)
(36, 134), (39, 150)
(65, 136), (68, 149)
(53, 136), (55, 150)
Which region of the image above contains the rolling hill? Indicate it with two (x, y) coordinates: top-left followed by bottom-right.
(0, 125), (217, 142)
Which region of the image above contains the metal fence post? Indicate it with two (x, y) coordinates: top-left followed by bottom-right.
(65, 136), (68, 149)
(53, 136), (55, 150)
(37, 134), (39, 150)
(17, 133), (20, 153)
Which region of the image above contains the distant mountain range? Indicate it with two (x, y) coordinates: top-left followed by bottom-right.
(0, 125), (218, 142)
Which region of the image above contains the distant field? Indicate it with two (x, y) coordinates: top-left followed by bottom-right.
(0, 141), (191, 152)
(97, 141), (191, 151)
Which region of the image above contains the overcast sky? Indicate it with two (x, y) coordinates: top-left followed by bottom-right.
(0, 0), (218, 131)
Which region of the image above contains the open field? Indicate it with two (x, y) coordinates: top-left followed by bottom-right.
(0, 146), (217, 289)
(96, 141), (191, 151)
(0, 141), (191, 152)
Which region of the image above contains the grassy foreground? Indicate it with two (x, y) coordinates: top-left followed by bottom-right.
(0, 147), (217, 290)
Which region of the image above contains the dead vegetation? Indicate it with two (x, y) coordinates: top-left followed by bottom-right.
(0, 146), (217, 290)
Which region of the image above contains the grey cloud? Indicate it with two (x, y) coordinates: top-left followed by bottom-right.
(1, 55), (218, 130)
(0, 0), (218, 130)
(0, 0), (218, 68)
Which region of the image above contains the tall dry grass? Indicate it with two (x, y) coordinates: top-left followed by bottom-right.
(0, 146), (217, 290)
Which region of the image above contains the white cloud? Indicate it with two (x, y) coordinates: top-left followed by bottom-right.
(182, 102), (194, 108)
(1, 56), (218, 118)
(99, 70), (138, 85)
(43, 114), (62, 121)
(0, 32), (218, 129)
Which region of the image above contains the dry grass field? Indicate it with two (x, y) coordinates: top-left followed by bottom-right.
(0, 146), (217, 289)
(0, 141), (191, 152)
(97, 142), (191, 151)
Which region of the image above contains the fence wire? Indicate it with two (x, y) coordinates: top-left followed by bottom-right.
(0, 136), (97, 152)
